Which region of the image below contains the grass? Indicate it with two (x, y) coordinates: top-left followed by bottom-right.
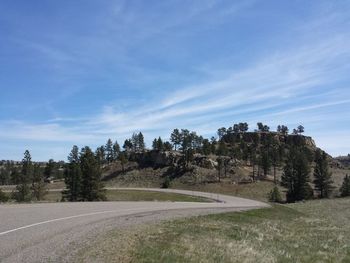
(172, 180), (281, 202)
(105, 190), (213, 202)
(38, 189), (213, 203)
(75, 198), (350, 263)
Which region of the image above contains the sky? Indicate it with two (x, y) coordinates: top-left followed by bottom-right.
(0, 0), (349, 161)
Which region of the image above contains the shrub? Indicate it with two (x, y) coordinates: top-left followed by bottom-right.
(340, 174), (350, 197)
(0, 189), (9, 202)
(268, 186), (283, 203)
(162, 177), (171, 189)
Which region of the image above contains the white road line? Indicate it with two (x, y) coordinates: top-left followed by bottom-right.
(0, 208), (148, 237)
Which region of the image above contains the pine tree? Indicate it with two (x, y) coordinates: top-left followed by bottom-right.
(163, 141), (173, 151)
(340, 174), (350, 197)
(80, 146), (106, 201)
(118, 152), (128, 173)
(138, 132), (145, 151)
(153, 137), (163, 150)
(14, 150), (33, 202)
(152, 138), (158, 150)
(32, 163), (47, 201)
(131, 133), (139, 152)
(202, 139), (211, 155)
(123, 139), (133, 152)
(105, 139), (113, 163)
(313, 149), (333, 198)
(270, 139), (281, 184)
(95, 146), (106, 165)
(112, 141), (120, 161)
(63, 145), (82, 201)
(44, 159), (55, 179)
(260, 151), (271, 178)
(217, 141), (228, 156)
(170, 128), (181, 151)
(281, 147), (312, 202)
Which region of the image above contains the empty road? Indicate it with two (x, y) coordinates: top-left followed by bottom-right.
(0, 188), (268, 262)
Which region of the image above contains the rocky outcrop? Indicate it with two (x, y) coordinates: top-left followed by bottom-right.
(129, 150), (222, 170)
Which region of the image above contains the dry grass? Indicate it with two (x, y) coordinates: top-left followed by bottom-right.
(75, 198), (350, 263)
(38, 189), (212, 203)
(172, 180), (280, 202)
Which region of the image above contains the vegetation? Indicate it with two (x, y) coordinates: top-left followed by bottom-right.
(340, 174), (350, 197)
(268, 185), (282, 203)
(75, 198), (350, 263)
(63, 146), (106, 201)
(0, 122), (344, 203)
(62, 145), (82, 201)
(281, 147), (312, 202)
(313, 149), (334, 198)
(0, 189), (9, 202)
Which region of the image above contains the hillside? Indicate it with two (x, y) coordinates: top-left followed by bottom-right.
(101, 131), (349, 197)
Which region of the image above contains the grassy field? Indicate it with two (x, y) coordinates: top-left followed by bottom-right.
(36, 189), (213, 203)
(75, 198), (350, 263)
(173, 180), (281, 202)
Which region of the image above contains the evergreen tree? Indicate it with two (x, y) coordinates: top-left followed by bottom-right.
(248, 144), (257, 181)
(277, 125), (289, 135)
(217, 141), (228, 156)
(238, 122), (249, 132)
(170, 128), (181, 150)
(152, 138), (158, 150)
(163, 141), (173, 151)
(297, 125), (305, 134)
(44, 159), (55, 179)
(340, 174), (350, 197)
(80, 146), (106, 201)
(281, 147), (312, 202)
(202, 139), (212, 155)
(152, 137), (164, 151)
(313, 149), (333, 198)
(0, 165), (11, 185)
(270, 139), (281, 184)
(123, 139), (133, 152)
(95, 146), (106, 164)
(32, 163), (47, 201)
(138, 132), (145, 151)
(157, 137), (164, 150)
(112, 141), (120, 160)
(260, 151), (271, 178)
(63, 145), (82, 201)
(118, 152), (128, 173)
(217, 127), (227, 140)
(257, 122), (270, 132)
(131, 133), (138, 151)
(105, 139), (114, 163)
(14, 150), (33, 202)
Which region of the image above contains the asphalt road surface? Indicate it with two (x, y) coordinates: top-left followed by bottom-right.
(0, 188), (268, 263)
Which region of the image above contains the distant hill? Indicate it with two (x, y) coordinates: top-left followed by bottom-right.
(335, 155), (350, 168)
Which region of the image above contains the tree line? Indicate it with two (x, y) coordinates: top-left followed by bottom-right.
(1, 122), (350, 203)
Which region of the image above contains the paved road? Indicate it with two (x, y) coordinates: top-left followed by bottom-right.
(0, 188), (268, 263)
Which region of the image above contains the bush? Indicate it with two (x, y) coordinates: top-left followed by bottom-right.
(0, 189), (9, 202)
(268, 186), (283, 203)
(162, 177), (171, 189)
(340, 174), (350, 197)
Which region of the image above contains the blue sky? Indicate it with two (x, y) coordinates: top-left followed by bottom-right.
(0, 0), (349, 161)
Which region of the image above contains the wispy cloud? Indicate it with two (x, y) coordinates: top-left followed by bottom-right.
(1, 1), (350, 160)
